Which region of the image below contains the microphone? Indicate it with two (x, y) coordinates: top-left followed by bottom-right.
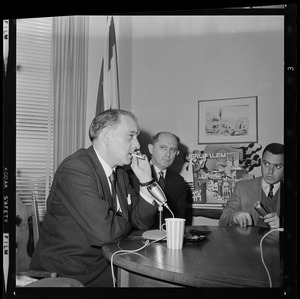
(147, 181), (169, 208)
(141, 181), (174, 241)
(254, 201), (270, 217)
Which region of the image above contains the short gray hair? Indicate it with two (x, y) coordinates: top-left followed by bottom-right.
(89, 109), (137, 142)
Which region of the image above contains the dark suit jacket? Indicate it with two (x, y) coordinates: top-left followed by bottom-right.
(128, 166), (187, 228)
(29, 146), (157, 287)
(219, 177), (281, 227)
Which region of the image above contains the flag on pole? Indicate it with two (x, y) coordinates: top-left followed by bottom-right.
(95, 58), (104, 116)
(96, 16), (120, 115)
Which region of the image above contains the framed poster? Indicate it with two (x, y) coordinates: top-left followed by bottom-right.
(198, 96), (258, 144)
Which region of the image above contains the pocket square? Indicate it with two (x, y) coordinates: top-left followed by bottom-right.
(127, 194), (132, 205)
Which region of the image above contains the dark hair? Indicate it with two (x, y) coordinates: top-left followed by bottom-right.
(262, 143), (284, 156)
(89, 109), (137, 142)
(152, 132), (180, 144)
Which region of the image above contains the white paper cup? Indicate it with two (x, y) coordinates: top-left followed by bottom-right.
(164, 218), (186, 249)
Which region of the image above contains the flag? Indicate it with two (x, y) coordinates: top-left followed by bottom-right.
(104, 16), (120, 109)
(95, 58), (104, 116)
(96, 16), (120, 115)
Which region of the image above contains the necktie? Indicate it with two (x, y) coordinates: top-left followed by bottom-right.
(268, 184), (274, 199)
(158, 171), (165, 189)
(109, 171), (117, 211)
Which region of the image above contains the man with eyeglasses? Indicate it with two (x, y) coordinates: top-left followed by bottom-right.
(219, 143), (284, 229)
(129, 132), (187, 228)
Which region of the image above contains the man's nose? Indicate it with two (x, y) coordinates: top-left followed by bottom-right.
(268, 165), (275, 174)
(133, 137), (140, 150)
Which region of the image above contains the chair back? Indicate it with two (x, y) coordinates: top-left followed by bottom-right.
(16, 194), (31, 272)
(16, 193), (85, 287)
(16, 193), (40, 272)
(32, 191), (40, 239)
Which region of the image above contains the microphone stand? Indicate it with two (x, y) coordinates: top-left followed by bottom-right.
(158, 205), (163, 230)
(141, 181), (174, 240)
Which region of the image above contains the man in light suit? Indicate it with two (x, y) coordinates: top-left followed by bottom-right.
(128, 132), (187, 228)
(219, 143), (284, 229)
(29, 109), (158, 287)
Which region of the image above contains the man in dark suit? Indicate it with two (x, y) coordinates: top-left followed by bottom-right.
(29, 109), (158, 287)
(219, 143), (284, 229)
(128, 132), (187, 229)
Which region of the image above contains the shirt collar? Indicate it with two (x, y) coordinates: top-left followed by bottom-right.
(150, 160), (166, 177)
(93, 145), (115, 178)
(262, 178), (281, 193)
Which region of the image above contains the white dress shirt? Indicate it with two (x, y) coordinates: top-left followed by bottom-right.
(262, 179), (281, 198)
(93, 146), (155, 209)
(151, 162), (166, 180)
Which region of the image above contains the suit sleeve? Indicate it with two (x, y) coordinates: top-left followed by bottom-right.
(123, 172), (157, 229)
(163, 173), (187, 219)
(54, 158), (155, 246)
(174, 177), (187, 218)
(219, 182), (243, 226)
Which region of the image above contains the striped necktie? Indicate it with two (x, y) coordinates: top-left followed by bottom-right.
(158, 171), (165, 189)
(268, 184), (274, 199)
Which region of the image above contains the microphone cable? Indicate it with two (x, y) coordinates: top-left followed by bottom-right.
(110, 234), (167, 287)
(259, 227), (284, 288)
(166, 205), (174, 218)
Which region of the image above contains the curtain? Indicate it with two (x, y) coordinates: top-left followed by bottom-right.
(52, 16), (89, 170)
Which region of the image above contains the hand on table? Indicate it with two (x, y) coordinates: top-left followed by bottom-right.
(233, 211), (253, 227)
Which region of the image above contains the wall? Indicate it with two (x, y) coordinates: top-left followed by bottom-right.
(86, 15), (284, 179)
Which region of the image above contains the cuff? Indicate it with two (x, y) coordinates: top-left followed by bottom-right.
(139, 178), (155, 187)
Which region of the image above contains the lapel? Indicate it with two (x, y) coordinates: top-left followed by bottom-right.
(151, 164), (168, 182)
(151, 165), (158, 182)
(251, 177), (263, 223)
(115, 168), (129, 221)
(255, 177), (263, 201)
(86, 146), (113, 207)
(164, 168), (170, 183)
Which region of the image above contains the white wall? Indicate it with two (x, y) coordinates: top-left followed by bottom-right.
(86, 15), (284, 178)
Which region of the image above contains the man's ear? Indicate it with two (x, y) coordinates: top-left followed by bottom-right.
(102, 127), (111, 145)
(148, 143), (153, 154)
(176, 150), (180, 156)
